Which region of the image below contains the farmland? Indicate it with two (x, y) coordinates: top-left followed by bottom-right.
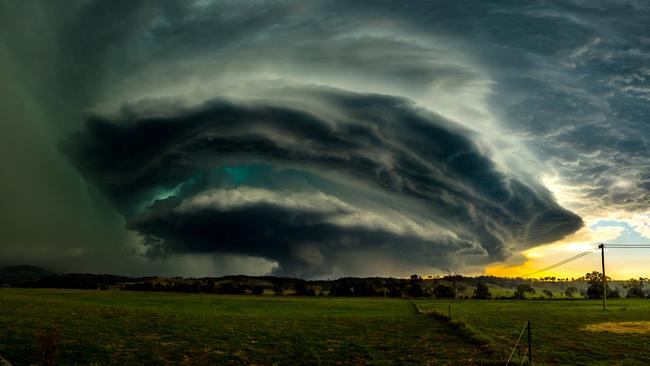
(0, 289), (484, 365)
(1, 289), (650, 365)
(415, 299), (650, 365)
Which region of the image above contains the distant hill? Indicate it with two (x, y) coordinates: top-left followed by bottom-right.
(0, 265), (55, 283)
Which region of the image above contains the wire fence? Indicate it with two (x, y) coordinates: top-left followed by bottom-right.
(505, 321), (531, 366)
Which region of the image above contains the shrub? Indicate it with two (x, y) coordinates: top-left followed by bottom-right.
(564, 286), (578, 297)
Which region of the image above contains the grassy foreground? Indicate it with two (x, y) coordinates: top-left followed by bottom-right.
(3, 289), (649, 365)
(415, 299), (650, 365)
(0, 289), (485, 365)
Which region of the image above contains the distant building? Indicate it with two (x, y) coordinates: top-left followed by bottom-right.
(0, 284), (10, 288)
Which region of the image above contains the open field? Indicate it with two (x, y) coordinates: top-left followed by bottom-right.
(1, 289), (650, 365)
(0, 289), (486, 365)
(415, 299), (650, 365)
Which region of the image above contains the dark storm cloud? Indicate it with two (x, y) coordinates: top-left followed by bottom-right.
(65, 88), (582, 276)
(5, 0), (647, 276)
(127, 202), (464, 277)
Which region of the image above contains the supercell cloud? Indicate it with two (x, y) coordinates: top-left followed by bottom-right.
(2, 0), (648, 277)
(65, 88), (580, 276)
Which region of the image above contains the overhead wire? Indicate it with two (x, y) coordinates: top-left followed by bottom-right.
(603, 244), (650, 248)
(521, 247), (599, 278)
(520, 244), (650, 278)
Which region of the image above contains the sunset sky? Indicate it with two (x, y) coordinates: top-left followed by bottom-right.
(1, 1), (649, 279)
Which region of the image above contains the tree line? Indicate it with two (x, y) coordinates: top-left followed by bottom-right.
(8, 272), (650, 299)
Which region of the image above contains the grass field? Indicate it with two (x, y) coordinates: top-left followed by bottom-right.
(415, 299), (650, 365)
(1, 289), (649, 365)
(0, 289), (486, 365)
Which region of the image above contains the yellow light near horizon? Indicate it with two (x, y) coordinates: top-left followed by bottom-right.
(564, 243), (594, 252)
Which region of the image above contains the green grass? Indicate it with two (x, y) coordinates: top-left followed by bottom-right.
(415, 299), (650, 365)
(3, 289), (649, 365)
(0, 289), (485, 365)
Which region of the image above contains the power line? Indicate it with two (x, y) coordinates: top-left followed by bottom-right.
(603, 243), (650, 245)
(605, 247), (650, 248)
(605, 245), (650, 249)
(604, 244), (650, 250)
(517, 243), (650, 279)
(521, 247), (599, 278)
(604, 244), (650, 248)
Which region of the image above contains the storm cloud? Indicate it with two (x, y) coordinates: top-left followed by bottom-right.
(65, 89), (581, 276)
(2, 0), (648, 277)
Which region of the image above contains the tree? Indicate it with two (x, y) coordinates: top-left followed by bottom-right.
(406, 283), (424, 297)
(472, 283), (492, 299)
(514, 284), (536, 299)
(542, 289), (553, 298)
(406, 274), (424, 297)
(624, 279), (645, 298)
(444, 270), (467, 299)
(433, 284), (455, 299)
(252, 286), (264, 296)
(564, 286), (578, 298)
(585, 271), (611, 299)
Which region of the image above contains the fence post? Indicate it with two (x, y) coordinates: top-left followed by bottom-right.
(528, 320), (533, 365)
(448, 304), (451, 319)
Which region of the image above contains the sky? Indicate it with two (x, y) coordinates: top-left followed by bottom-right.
(1, 0), (649, 279)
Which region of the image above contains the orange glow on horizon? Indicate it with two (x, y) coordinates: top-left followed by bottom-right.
(484, 225), (649, 280)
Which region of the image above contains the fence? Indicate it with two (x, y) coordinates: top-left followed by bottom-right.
(505, 321), (532, 366)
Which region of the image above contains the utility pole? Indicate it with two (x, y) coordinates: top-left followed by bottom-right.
(599, 244), (606, 310)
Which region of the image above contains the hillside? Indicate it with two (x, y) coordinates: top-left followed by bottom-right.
(0, 265), (54, 284)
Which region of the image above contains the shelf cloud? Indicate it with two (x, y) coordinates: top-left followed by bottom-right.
(2, 0), (648, 277)
(65, 89), (581, 276)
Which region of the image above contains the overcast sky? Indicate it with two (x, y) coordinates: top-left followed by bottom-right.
(1, 0), (648, 278)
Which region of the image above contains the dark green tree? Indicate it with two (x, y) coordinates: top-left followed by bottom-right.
(514, 284), (536, 299)
(472, 283), (492, 299)
(433, 284), (455, 299)
(585, 271), (610, 299)
(406, 274), (424, 297)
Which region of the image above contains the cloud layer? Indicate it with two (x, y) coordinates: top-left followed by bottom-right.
(65, 88), (581, 276)
(3, 0), (648, 277)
